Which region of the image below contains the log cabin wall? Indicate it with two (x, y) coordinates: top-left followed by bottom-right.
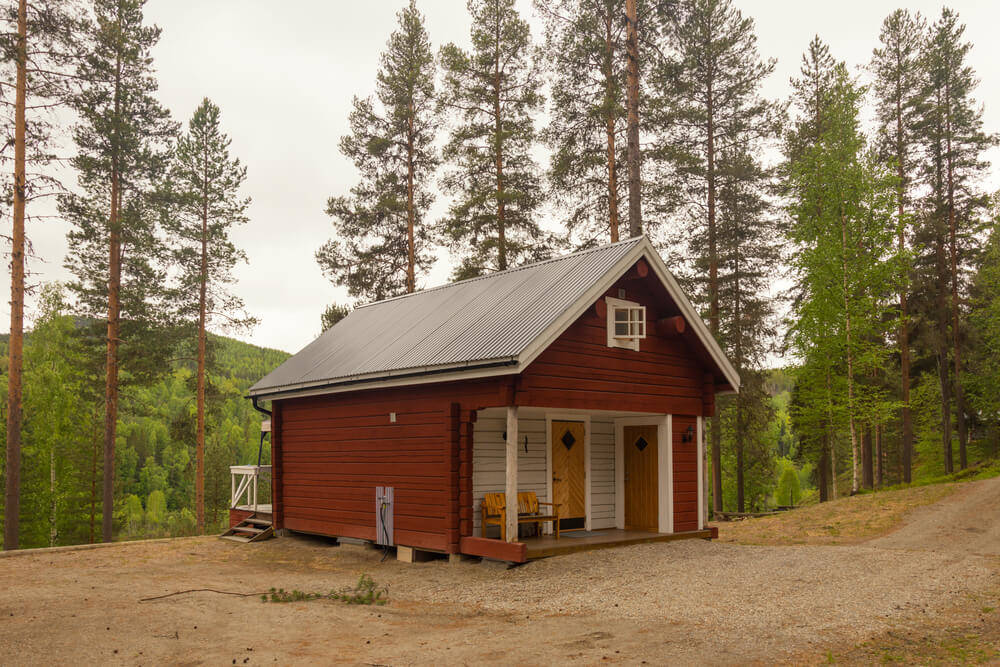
(516, 277), (715, 416)
(672, 415), (699, 532)
(272, 379), (502, 553)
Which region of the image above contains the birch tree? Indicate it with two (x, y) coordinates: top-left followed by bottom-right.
(785, 57), (897, 496)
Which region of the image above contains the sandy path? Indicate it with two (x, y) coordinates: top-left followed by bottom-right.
(0, 481), (998, 665)
(869, 476), (1000, 556)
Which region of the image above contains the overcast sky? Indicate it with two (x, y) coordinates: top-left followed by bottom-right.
(6, 0), (1000, 356)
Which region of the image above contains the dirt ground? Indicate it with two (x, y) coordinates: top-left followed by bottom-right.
(2, 478), (999, 665)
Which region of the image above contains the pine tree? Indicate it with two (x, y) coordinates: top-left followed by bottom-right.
(61, 0), (177, 542)
(0, 0), (85, 549)
(536, 0), (626, 246)
(869, 9), (926, 484)
(968, 200), (1000, 455)
(650, 0), (779, 513)
(439, 0), (548, 277)
(623, 0), (643, 237)
(712, 146), (780, 511)
(916, 8), (995, 471)
(318, 0), (437, 302)
(320, 303), (350, 332)
(163, 98), (253, 533)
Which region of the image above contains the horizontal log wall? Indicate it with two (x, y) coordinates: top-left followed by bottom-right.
(672, 415), (699, 532)
(275, 380), (501, 553)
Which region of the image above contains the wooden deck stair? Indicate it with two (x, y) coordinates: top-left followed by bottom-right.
(220, 514), (274, 543)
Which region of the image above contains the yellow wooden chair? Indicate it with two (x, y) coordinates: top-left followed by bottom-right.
(481, 491), (560, 542)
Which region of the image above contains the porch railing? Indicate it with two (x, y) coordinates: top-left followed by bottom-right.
(230, 464), (271, 511)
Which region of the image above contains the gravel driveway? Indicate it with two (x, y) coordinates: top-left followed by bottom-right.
(1, 479), (998, 665)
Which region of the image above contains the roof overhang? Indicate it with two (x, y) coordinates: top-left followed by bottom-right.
(250, 237), (740, 401)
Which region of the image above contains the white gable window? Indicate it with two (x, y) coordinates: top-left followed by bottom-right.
(606, 296), (646, 351)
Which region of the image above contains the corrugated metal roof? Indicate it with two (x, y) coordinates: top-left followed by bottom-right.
(249, 237), (644, 396)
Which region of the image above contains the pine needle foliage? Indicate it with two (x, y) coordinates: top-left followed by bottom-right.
(438, 0), (550, 278)
(162, 97), (254, 532)
(535, 0), (627, 247)
(60, 0), (178, 542)
(318, 0), (438, 303)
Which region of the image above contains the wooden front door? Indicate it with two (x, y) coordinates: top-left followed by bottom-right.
(551, 421), (586, 525)
(623, 424), (659, 531)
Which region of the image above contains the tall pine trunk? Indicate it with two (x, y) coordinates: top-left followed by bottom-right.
(862, 424), (874, 489)
(937, 224), (954, 474)
(944, 85), (968, 469)
(406, 103), (416, 292)
(875, 422), (884, 487)
(4, 0), (27, 550)
(49, 447), (57, 547)
(624, 0), (641, 237)
(102, 43), (124, 543)
(104, 168), (121, 543)
(706, 70), (724, 515)
(896, 93), (913, 484)
(826, 368), (837, 500)
(603, 9), (619, 243)
(492, 16), (507, 270)
(818, 444), (829, 502)
(735, 396), (745, 512)
(195, 172), (208, 533)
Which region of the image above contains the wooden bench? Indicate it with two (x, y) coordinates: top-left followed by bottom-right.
(481, 492), (560, 542)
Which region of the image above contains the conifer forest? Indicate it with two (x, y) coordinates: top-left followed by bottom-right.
(2, 0), (999, 549)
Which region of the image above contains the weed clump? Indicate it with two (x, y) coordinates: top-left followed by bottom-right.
(261, 574), (387, 606)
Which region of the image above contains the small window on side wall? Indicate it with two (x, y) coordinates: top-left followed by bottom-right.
(606, 296), (646, 351)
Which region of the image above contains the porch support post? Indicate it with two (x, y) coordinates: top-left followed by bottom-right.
(505, 405), (519, 543)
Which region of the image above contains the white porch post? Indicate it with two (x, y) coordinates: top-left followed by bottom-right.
(505, 405), (519, 542)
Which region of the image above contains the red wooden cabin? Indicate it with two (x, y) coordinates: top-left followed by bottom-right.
(244, 237), (739, 562)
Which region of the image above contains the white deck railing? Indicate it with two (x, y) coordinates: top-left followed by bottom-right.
(230, 464), (272, 512)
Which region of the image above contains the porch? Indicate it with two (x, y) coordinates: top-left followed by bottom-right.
(522, 527), (713, 559)
(226, 465), (273, 536)
(462, 405), (709, 562)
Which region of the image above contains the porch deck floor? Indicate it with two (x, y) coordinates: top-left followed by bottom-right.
(233, 504), (272, 514)
(522, 528), (712, 559)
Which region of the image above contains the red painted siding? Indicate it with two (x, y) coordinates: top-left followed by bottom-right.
(672, 415), (699, 532)
(229, 508), (254, 528)
(273, 380), (502, 553)
(517, 279), (711, 416)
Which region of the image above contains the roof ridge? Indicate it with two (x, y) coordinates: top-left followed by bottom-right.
(355, 236), (645, 310)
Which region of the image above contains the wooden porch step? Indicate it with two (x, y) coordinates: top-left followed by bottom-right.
(244, 517), (272, 526)
(219, 513), (275, 544)
(231, 525), (264, 534)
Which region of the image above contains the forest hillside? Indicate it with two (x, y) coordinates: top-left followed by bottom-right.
(0, 305), (288, 549)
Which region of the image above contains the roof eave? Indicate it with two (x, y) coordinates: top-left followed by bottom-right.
(248, 356), (520, 400)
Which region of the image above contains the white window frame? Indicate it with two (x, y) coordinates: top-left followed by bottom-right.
(605, 296), (646, 351)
